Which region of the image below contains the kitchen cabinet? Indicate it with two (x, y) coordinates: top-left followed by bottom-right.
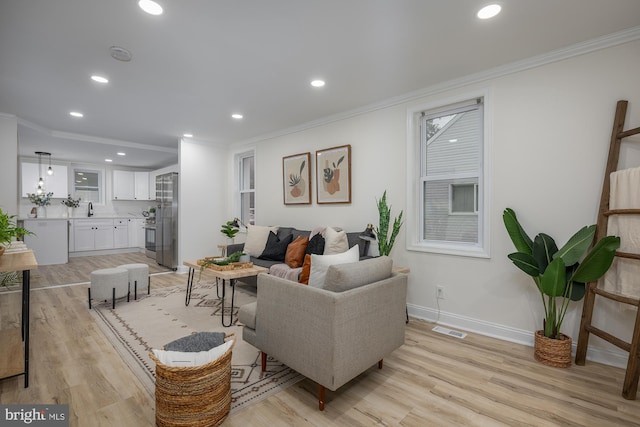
(21, 219), (68, 265)
(113, 219), (129, 248)
(128, 218), (145, 248)
(74, 219), (114, 251)
(21, 162), (69, 198)
(113, 170), (151, 200)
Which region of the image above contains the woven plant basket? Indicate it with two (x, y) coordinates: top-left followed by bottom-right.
(150, 334), (236, 427)
(534, 330), (572, 368)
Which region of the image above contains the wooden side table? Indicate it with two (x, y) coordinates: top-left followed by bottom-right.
(0, 249), (38, 388)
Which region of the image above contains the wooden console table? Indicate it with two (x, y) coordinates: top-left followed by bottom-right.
(0, 250), (37, 388)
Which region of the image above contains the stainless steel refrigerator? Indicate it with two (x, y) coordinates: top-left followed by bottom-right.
(155, 172), (178, 270)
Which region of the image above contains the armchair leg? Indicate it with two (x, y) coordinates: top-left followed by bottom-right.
(88, 288), (92, 309)
(318, 384), (325, 411)
(112, 287), (116, 309)
(378, 359), (383, 369)
(261, 352), (267, 372)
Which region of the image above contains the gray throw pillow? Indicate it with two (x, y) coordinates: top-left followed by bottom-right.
(164, 332), (226, 352)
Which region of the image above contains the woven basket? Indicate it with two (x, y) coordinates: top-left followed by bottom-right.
(534, 330), (572, 368)
(150, 334), (236, 427)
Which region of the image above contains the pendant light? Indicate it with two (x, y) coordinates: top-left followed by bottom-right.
(35, 151), (52, 194)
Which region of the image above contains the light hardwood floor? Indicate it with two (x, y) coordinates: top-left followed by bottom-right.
(1, 255), (640, 426)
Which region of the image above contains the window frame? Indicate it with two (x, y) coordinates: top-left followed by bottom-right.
(406, 90), (491, 258)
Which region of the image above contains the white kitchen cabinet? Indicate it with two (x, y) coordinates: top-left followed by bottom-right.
(74, 219), (114, 251)
(135, 171), (151, 200)
(113, 170), (151, 200)
(21, 162), (69, 198)
(127, 218), (145, 247)
(113, 219), (129, 248)
(112, 170), (135, 200)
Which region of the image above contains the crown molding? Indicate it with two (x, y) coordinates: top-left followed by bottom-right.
(235, 25), (640, 147)
(17, 117), (178, 154)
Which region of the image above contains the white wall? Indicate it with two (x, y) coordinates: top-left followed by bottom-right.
(179, 139), (228, 269)
(231, 39), (640, 367)
(0, 114), (18, 215)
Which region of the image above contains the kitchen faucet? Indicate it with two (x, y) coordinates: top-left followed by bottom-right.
(88, 202), (93, 217)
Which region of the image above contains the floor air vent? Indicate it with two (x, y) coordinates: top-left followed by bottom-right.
(432, 326), (467, 339)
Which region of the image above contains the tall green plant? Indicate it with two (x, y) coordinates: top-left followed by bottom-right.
(503, 208), (620, 339)
(376, 191), (403, 256)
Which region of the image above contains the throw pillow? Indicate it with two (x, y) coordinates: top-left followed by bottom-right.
(323, 226), (349, 255)
(152, 339), (233, 367)
(305, 233), (325, 255)
(299, 254), (312, 285)
(308, 244), (360, 288)
(324, 256), (393, 292)
(244, 224), (279, 257)
(259, 232), (293, 261)
(285, 236), (309, 268)
(164, 332), (225, 352)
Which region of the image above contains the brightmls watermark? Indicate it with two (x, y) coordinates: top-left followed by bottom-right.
(1, 405), (68, 426)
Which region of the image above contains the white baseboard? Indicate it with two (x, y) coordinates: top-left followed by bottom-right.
(407, 303), (629, 369)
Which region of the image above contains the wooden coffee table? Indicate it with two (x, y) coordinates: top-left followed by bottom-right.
(183, 261), (268, 327)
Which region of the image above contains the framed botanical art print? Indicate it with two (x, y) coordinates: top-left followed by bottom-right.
(283, 152), (311, 205)
(316, 144), (351, 204)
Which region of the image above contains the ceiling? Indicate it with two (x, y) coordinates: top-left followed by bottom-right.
(2, 1), (640, 169)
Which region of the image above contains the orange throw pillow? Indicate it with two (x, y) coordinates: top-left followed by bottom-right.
(285, 236), (309, 269)
(299, 254), (312, 285)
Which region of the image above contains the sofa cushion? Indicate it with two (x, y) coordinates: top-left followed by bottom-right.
(324, 227), (349, 255)
(305, 233), (325, 255)
(245, 224), (279, 257)
(308, 244), (360, 288)
(259, 232), (293, 261)
(238, 301), (257, 329)
(285, 236), (309, 268)
(299, 254), (311, 285)
(324, 256), (393, 292)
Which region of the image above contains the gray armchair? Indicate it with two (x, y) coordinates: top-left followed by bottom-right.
(238, 256), (407, 410)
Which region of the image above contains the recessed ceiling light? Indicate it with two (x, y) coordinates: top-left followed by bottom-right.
(77, 172), (84, 176)
(139, 0), (163, 15)
(105, 158), (113, 162)
(91, 75), (109, 84)
(117, 152), (126, 156)
(183, 133), (193, 138)
(82, 177), (87, 180)
(311, 80), (325, 88)
(449, 139), (458, 143)
(231, 114), (243, 119)
(70, 111), (84, 118)
(477, 4), (501, 19)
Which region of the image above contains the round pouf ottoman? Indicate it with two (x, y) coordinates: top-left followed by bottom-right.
(89, 267), (129, 309)
(118, 263), (150, 300)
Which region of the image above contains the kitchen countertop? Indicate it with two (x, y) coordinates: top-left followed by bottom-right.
(19, 215), (147, 221)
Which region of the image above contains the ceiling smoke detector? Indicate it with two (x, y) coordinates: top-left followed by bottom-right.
(110, 46), (132, 62)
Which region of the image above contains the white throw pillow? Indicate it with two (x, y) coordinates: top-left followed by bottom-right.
(153, 339), (233, 367)
(244, 225), (279, 257)
(308, 244), (359, 288)
(323, 226), (349, 255)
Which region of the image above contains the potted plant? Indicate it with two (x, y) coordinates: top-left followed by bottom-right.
(375, 191), (403, 256)
(0, 208), (33, 256)
(220, 220), (239, 243)
(26, 191), (53, 218)
(61, 194), (81, 218)
(503, 208), (620, 367)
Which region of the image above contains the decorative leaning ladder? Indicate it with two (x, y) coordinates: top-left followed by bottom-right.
(575, 100), (640, 400)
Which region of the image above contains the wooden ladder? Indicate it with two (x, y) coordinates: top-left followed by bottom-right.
(575, 100), (640, 400)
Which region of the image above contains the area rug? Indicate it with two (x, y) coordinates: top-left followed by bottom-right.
(89, 280), (303, 413)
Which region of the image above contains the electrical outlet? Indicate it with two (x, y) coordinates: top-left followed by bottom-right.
(436, 286), (445, 299)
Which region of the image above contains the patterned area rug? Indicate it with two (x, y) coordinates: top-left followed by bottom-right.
(89, 280), (303, 413)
